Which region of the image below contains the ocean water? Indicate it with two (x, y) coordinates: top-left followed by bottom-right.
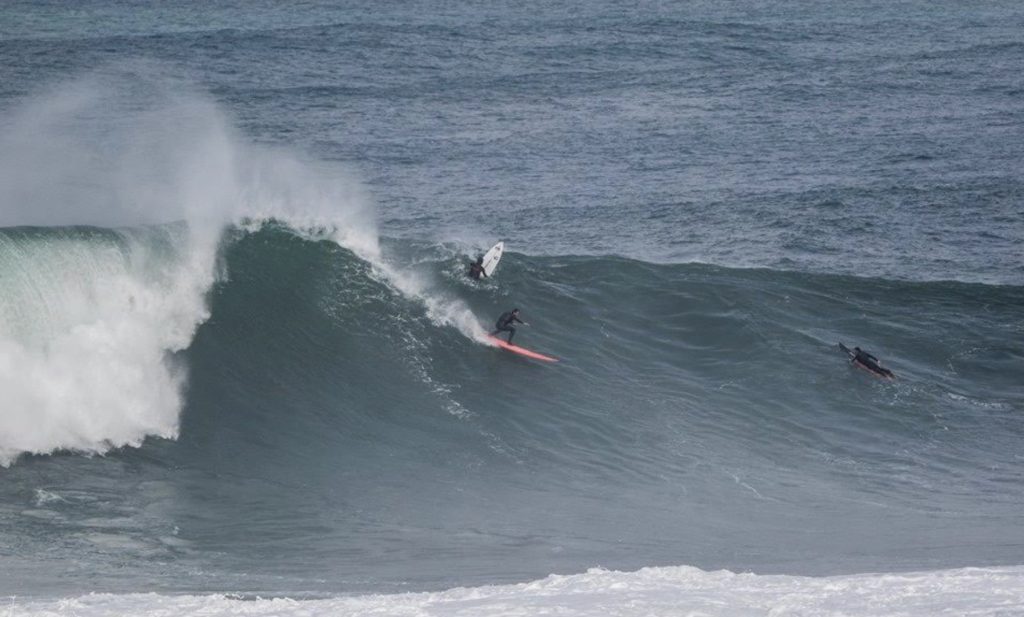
(1, 1), (1023, 615)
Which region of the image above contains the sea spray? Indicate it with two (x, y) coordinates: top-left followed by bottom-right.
(367, 257), (491, 342)
(0, 66), (380, 464)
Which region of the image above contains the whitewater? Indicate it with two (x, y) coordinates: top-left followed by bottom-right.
(9, 566), (1024, 616)
(2, 1), (1024, 615)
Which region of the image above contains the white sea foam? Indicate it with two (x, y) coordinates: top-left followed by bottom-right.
(0, 228), (211, 465)
(7, 564), (1024, 617)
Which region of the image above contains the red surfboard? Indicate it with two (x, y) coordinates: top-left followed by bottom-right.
(488, 336), (558, 362)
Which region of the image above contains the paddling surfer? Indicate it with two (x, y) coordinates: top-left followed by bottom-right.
(851, 346), (894, 379)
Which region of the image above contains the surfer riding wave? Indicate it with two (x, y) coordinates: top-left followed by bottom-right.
(491, 308), (526, 343)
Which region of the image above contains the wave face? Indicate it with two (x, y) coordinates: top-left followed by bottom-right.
(2, 226), (1021, 596)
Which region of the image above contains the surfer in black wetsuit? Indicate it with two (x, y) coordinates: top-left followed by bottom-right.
(491, 308), (527, 343)
(852, 346), (894, 378)
(468, 256), (487, 280)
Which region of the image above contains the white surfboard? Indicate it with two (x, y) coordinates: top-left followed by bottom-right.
(481, 241), (504, 277)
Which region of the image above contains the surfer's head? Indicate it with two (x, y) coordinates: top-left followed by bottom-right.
(512, 308), (520, 314)
(854, 347), (861, 352)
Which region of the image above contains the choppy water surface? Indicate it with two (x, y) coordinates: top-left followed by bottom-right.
(1, 1), (1022, 613)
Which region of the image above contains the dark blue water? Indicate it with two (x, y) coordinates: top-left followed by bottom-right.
(3, 1), (1021, 281)
(1, 0), (1023, 600)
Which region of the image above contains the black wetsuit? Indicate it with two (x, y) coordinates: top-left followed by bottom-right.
(468, 261), (486, 280)
(492, 311), (523, 342)
(853, 349), (893, 378)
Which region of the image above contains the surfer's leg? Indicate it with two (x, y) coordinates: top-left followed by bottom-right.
(494, 325), (515, 342)
(492, 325), (514, 341)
